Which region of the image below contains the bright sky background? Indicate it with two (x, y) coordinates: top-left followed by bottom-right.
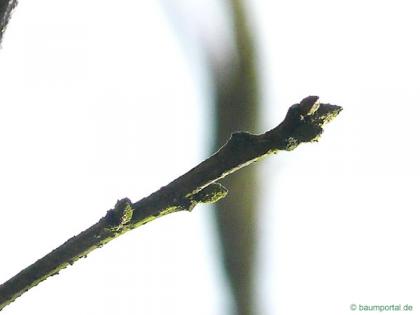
(1, 0), (419, 314)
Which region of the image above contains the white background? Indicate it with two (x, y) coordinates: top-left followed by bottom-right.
(1, 0), (419, 314)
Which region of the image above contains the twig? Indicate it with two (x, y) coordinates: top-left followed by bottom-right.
(0, 0), (17, 45)
(0, 96), (342, 311)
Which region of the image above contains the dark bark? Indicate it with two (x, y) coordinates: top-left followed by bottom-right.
(0, 96), (341, 311)
(0, 0), (17, 45)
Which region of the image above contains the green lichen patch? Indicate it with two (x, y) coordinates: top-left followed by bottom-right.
(105, 198), (134, 232)
(190, 182), (228, 204)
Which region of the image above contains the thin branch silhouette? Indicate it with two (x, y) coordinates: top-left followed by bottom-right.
(0, 96), (341, 311)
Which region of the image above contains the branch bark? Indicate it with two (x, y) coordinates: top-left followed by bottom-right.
(0, 0), (17, 45)
(0, 96), (341, 311)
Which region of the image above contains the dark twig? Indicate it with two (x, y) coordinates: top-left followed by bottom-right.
(0, 0), (17, 45)
(0, 96), (341, 311)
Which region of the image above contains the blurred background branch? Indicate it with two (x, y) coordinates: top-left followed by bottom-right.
(209, 1), (260, 315)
